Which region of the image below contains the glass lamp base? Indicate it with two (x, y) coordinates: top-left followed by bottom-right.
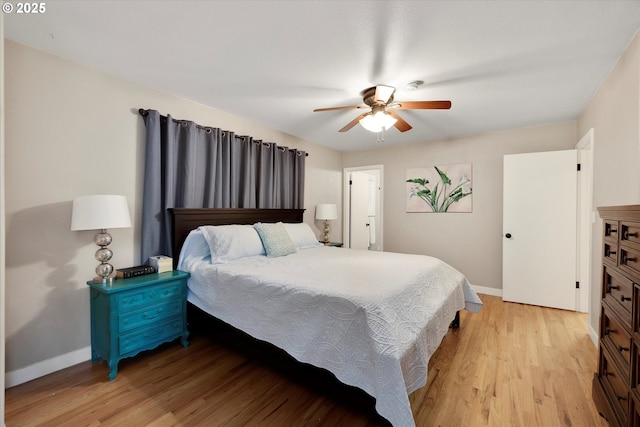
(93, 275), (115, 284)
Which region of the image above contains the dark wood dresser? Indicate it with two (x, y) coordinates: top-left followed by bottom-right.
(594, 205), (640, 426)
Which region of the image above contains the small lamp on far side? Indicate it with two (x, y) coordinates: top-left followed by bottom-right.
(71, 195), (131, 284)
(315, 203), (337, 244)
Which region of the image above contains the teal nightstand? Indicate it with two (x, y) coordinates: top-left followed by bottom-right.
(87, 270), (190, 380)
(325, 242), (343, 247)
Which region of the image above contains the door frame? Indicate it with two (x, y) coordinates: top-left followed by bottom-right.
(343, 165), (384, 250)
(576, 129), (595, 315)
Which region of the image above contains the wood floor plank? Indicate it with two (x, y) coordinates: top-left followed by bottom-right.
(6, 295), (608, 426)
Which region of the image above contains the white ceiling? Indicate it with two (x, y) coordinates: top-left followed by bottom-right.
(5, 1), (640, 152)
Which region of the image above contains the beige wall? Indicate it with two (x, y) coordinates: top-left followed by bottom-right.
(578, 30), (640, 335)
(343, 122), (577, 290)
(4, 40), (343, 382)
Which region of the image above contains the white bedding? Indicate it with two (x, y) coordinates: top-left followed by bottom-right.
(179, 228), (482, 427)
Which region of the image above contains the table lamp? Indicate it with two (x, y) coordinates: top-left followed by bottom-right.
(71, 195), (131, 284)
(316, 204), (337, 244)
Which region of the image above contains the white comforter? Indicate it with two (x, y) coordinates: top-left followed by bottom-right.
(183, 244), (482, 427)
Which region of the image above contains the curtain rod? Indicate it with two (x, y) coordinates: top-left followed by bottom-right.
(138, 108), (309, 157)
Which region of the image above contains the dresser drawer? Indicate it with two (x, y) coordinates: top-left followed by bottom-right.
(600, 347), (630, 425)
(633, 341), (640, 391)
(631, 395), (640, 427)
(621, 246), (640, 283)
(604, 265), (634, 320)
(119, 317), (184, 355)
(118, 300), (183, 333)
(622, 221), (640, 251)
(116, 280), (184, 312)
(605, 241), (619, 265)
(603, 306), (632, 375)
(606, 220), (620, 242)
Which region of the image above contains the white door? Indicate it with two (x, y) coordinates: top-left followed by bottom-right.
(503, 150), (577, 311)
(349, 172), (371, 249)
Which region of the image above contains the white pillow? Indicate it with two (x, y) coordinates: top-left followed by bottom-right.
(199, 224), (265, 264)
(253, 222), (297, 258)
(283, 222), (323, 249)
(177, 228), (211, 271)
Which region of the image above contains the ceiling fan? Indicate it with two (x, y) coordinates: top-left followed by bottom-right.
(313, 84), (452, 133)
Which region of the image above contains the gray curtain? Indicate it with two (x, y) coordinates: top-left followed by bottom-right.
(140, 109), (305, 261)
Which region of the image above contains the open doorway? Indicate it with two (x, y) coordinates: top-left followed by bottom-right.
(343, 165), (383, 250)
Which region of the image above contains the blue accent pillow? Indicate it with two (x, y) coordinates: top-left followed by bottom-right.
(253, 222), (298, 258)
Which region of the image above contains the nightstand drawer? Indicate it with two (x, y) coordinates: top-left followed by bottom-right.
(116, 280), (183, 312)
(119, 300), (183, 332)
(119, 317), (184, 355)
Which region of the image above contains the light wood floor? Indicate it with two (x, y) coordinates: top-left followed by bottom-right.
(5, 295), (608, 427)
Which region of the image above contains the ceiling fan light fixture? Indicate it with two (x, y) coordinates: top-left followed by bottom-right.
(359, 111), (397, 133)
(373, 85), (396, 103)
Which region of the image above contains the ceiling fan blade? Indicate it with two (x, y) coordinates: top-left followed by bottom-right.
(389, 111), (412, 132)
(339, 113), (367, 132)
(313, 105), (362, 112)
(396, 100), (452, 110)
(374, 85), (395, 103)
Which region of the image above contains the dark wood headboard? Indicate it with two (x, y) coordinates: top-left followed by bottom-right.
(169, 208), (305, 267)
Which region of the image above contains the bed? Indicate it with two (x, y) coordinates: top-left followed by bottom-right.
(170, 208), (482, 427)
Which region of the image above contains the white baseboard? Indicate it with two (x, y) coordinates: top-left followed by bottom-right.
(588, 324), (599, 348)
(5, 346), (91, 388)
(470, 284), (502, 297)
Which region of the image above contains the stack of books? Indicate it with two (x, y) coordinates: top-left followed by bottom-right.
(116, 265), (155, 279)
(148, 255), (173, 273)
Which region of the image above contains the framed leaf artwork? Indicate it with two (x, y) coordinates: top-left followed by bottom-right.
(406, 163), (473, 212)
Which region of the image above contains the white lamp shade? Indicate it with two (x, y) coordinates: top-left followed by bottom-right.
(71, 195), (132, 231)
(316, 204), (338, 220)
(359, 111), (397, 133)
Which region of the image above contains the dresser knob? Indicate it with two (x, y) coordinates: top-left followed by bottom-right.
(618, 395), (628, 402)
(619, 345), (630, 352)
(621, 295), (632, 302)
(605, 327), (614, 335)
(623, 256), (637, 263)
(608, 285), (620, 292)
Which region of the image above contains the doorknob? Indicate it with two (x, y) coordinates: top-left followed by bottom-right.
(505, 233), (512, 239)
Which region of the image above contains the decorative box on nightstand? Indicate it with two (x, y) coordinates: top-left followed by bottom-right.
(87, 270), (190, 380)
